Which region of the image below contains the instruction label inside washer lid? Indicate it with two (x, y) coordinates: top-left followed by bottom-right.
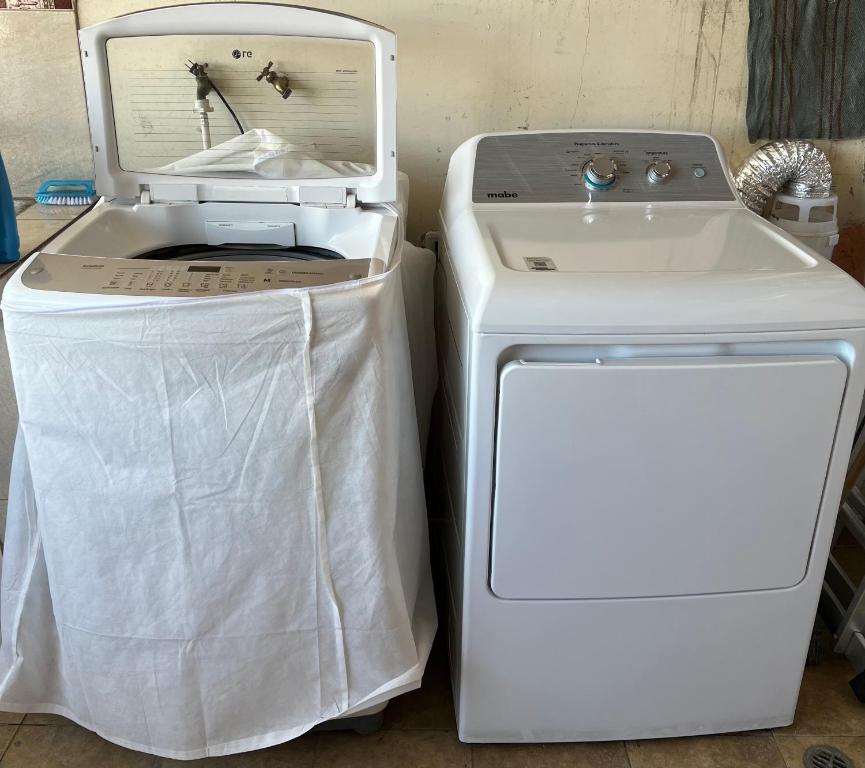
(22, 253), (382, 297)
(79, 4), (397, 204)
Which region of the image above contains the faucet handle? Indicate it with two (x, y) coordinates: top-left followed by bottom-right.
(256, 62), (274, 82)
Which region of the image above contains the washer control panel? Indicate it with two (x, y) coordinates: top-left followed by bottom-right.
(21, 254), (382, 296)
(472, 132), (736, 203)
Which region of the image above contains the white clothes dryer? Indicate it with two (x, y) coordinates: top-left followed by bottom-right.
(435, 129), (865, 742)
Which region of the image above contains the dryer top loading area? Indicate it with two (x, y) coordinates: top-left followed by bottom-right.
(485, 208), (819, 273)
(440, 130), (865, 335)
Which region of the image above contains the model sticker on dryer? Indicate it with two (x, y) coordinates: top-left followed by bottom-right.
(523, 257), (557, 271)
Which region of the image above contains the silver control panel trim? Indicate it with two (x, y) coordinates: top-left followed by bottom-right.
(472, 132), (735, 204)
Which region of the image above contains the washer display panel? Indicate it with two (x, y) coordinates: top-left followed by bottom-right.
(21, 253), (380, 296)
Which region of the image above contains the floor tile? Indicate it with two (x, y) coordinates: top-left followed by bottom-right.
(382, 633), (455, 730)
(157, 731), (317, 767)
(0, 713), (22, 727)
(313, 729), (470, 768)
(0, 725), (158, 767)
(21, 713), (73, 726)
(0, 726), (18, 759)
(627, 732), (785, 768)
(774, 735), (865, 768)
(473, 741), (628, 768)
(774, 651), (865, 736)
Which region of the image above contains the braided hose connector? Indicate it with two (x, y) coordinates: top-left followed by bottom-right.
(733, 140), (832, 214)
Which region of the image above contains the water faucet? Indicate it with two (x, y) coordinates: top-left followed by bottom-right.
(256, 62), (292, 99)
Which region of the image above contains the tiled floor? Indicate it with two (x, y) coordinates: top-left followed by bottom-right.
(0, 625), (861, 768)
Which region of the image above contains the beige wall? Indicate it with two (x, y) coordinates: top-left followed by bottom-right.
(0, 9), (92, 198)
(4, 0), (865, 240)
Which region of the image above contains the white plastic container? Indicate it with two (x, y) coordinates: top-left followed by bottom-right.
(768, 191), (839, 259)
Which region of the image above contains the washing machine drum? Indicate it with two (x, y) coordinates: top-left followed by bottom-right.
(135, 243), (344, 261)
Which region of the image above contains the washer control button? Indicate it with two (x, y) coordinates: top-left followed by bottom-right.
(647, 160), (673, 184)
(693, 166), (707, 178)
(583, 155), (618, 189)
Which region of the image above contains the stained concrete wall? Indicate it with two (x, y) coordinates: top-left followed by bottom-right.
(3, 0), (865, 240)
(0, 9), (92, 200)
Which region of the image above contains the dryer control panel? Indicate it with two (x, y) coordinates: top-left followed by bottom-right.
(21, 253), (382, 297)
(472, 132), (736, 204)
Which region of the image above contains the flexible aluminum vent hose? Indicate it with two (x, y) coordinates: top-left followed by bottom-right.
(733, 140), (832, 214)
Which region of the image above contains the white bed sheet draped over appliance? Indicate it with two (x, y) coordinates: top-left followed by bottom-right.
(153, 129), (377, 179)
(0, 245), (436, 760)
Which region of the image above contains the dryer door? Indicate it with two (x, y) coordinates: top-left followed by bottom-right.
(489, 355), (847, 600)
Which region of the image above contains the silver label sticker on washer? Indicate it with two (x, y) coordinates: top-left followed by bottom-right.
(472, 132), (736, 204)
(524, 257), (557, 272)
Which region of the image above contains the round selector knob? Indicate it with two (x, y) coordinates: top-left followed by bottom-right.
(583, 155), (618, 190)
(647, 160), (673, 184)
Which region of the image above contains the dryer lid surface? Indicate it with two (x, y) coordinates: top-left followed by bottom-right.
(481, 207), (819, 273)
(79, 3), (397, 205)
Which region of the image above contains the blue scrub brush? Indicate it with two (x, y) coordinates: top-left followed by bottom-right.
(35, 180), (96, 206)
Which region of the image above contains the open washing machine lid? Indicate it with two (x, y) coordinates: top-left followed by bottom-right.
(78, 3), (397, 206)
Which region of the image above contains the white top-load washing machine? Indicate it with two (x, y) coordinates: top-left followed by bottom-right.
(436, 129), (865, 742)
(0, 4), (435, 759)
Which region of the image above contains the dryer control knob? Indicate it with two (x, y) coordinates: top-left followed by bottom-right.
(583, 155), (618, 189)
(647, 160), (673, 184)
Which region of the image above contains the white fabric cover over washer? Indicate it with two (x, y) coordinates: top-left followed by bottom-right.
(0, 244), (436, 758)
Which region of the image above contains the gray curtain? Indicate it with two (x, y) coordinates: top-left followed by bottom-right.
(747, 0), (865, 141)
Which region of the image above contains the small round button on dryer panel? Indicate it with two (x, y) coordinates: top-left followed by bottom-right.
(583, 155), (618, 189)
(647, 160), (673, 184)
(693, 166), (707, 178)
